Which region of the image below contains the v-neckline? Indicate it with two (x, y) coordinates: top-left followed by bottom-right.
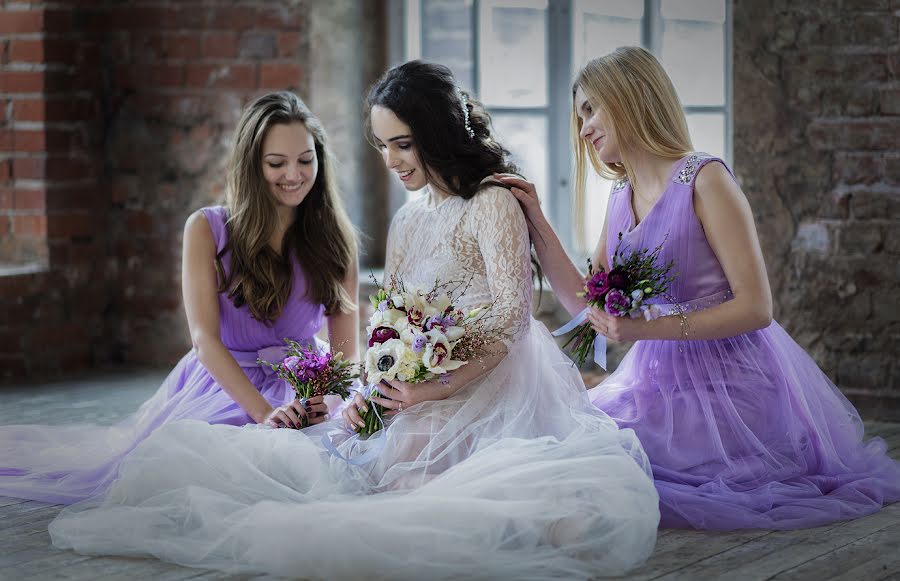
(626, 155), (690, 233)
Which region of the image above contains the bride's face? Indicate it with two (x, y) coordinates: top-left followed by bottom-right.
(370, 105), (428, 192)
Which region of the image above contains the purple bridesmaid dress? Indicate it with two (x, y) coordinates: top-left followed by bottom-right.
(589, 154), (900, 530)
(0, 206), (325, 504)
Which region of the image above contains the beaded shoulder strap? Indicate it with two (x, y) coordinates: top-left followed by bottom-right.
(673, 152), (718, 186)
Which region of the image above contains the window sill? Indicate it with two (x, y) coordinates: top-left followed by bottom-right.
(0, 262), (47, 277)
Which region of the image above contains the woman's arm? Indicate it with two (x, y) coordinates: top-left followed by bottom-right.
(326, 256), (360, 363)
(182, 211), (310, 428)
(587, 162), (773, 342)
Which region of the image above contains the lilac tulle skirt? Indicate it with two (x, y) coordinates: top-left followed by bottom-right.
(0, 350), (294, 505)
(589, 321), (900, 530)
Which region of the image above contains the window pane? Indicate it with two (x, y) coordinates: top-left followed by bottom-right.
(660, 10), (725, 107)
(421, 0), (475, 90)
(686, 112), (725, 160)
(580, 173), (614, 253)
(490, 113), (548, 207)
(479, 0), (548, 107)
(661, 0), (726, 23)
(573, 0), (643, 68)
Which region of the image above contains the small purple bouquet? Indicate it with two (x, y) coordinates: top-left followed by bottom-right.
(562, 234), (677, 367)
(260, 339), (359, 427)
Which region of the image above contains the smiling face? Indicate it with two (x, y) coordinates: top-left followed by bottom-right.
(261, 122), (318, 208)
(574, 85), (620, 164)
(369, 105), (428, 192)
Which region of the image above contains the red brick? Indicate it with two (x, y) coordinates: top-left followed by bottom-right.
(0, 130), (12, 150)
(0, 100), (6, 123)
(46, 185), (105, 211)
(259, 63), (303, 90)
(13, 214), (46, 237)
(166, 32), (202, 59)
(257, 5), (302, 29)
(9, 39), (44, 63)
(0, 160), (9, 182)
(111, 176), (138, 205)
(210, 6), (257, 30)
(46, 157), (98, 181)
(0, 10), (44, 34)
(135, 64), (184, 88)
(0, 187), (12, 210)
(12, 157), (45, 180)
(0, 40), (8, 66)
(185, 63), (256, 89)
(43, 9), (74, 32)
(14, 188), (45, 211)
(278, 32), (301, 57)
(202, 31), (239, 59)
(132, 32), (165, 63)
(0, 71), (44, 93)
(162, 6), (207, 29)
(126, 210), (153, 234)
(12, 99), (45, 122)
(46, 212), (92, 238)
(13, 130), (46, 153)
(43, 39), (79, 63)
(0, 215), (10, 237)
(882, 88), (900, 115)
(109, 6), (166, 29)
(45, 98), (94, 123)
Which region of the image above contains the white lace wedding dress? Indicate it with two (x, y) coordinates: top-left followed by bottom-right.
(50, 186), (660, 579)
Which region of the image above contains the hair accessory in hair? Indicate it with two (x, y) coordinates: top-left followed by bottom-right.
(456, 88), (475, 139)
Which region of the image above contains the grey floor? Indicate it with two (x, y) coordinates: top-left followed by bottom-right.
(1, 372), (899, 580)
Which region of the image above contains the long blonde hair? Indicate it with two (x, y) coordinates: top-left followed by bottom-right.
(220, 91), (357, 321)
(572, 46), (693, 241)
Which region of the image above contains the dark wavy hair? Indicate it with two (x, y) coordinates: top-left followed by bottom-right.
(218, 91), (357, 322)
(365, 60), (517, 198)
(365, 60), (544, 300)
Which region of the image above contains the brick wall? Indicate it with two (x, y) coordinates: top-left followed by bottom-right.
(0, 2), (109, 377)
(0, 0), (312, 377)
(733, 0), (900, 419)
(101, 1), (309, 366)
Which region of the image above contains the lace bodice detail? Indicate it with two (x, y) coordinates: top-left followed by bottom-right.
(384, 185), (532, 346)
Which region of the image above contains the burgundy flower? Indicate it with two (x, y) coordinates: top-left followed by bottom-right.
(607, 268), (629, 290)
(368, 326), (400, 347)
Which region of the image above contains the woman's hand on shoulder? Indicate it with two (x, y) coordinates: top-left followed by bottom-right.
(492, 173), (547, 229)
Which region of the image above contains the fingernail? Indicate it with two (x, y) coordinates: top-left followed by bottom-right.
(358, 421), (365, 427)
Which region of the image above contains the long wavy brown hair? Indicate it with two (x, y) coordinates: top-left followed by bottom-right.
(218, 91), (357, 321)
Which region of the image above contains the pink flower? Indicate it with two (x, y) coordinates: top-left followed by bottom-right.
(604, 289), (630, 317)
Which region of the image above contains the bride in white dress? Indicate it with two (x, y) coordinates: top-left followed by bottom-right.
(49, 60), (659, 580)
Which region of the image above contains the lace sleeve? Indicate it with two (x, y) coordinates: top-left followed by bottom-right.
(383, 204), (411, 283)
(468, 187), (533, 346)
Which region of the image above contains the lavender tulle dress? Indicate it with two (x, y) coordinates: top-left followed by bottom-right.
(0, 206), (324, 505)
(588, 154), (900, 530)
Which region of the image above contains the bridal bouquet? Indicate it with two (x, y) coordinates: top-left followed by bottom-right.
(260, 339), (359, 426)
(356, 274), (497, 438)
(562, 234), (677, 367)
